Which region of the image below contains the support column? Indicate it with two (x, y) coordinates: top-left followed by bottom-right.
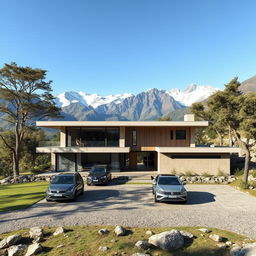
(60, 127), (66, 147)
(129, 152), (137, 170)
(51, 153), (56, 171)
(120, 127), (125, 147)
(157, 151), (161, 173)
(190, 127), (196, 147)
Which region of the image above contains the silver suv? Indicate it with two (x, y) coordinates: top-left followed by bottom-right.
(152, 175), (187, 203)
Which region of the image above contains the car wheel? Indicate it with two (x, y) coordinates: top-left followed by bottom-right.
(46, 198), (51, 202)
(87, 182), (91, 186)
(152, 189), (155, 195)
(80, 186), (84, 195)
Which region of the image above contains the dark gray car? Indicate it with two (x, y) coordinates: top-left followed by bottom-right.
(87, 165), (112, 185)
(152, 175), (187, 203)
(46, 173), (84, 201)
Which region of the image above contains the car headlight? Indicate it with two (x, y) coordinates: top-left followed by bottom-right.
(181, 188), (187, 195)
(156, 188), (164, 193)
(67, 186), (75, 192)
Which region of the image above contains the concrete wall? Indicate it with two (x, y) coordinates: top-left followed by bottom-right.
(158, 153), (231, 175)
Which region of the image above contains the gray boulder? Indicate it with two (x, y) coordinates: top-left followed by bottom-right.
(29, 227), (43, 240)
(179, 230), (194, 239)
(114, 226), (127, 236)
(98, 229), (109, 235)
(209, 234), (224, 242)
(0, 235), (22, 249)
(8, 244), (28, 256)
(53, 227), (65, 236)
(98, 246), (109, 251)
(231, 242), (256, 256)
(198, 228), (211, 233)
(135, 240), (151, 250)
(24, 243), (42, 256)
(148, 230), (184, 251)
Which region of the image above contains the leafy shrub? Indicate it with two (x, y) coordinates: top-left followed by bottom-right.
(234, 168), (244, 176)
(202, 172), (212, 177)
(184, 170), (193, 176)
(237, 179), (249, 189)
(250, 169), (256, 178)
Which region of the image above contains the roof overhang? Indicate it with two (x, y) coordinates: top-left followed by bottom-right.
(36, 147), (130, 153)
(36, 121), (209, 129)
(156, 147), (240, 154)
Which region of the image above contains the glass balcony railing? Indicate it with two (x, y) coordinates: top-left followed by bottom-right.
(38, 141), (60, 147)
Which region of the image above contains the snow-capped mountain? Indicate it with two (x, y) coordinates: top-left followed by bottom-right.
(168, 84), (220, 106)
(55, 91), (133, 108)
(56, 84), (219, 109)
(54, 84), (220, 121)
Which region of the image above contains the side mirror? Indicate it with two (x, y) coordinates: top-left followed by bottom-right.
(151, 176), (154, 180)
(183, 182), (186, 185)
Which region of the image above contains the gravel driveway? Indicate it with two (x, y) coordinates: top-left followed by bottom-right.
(1, 184), (256, 239)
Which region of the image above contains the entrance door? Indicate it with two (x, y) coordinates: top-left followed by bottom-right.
(137, 152), (156, 171)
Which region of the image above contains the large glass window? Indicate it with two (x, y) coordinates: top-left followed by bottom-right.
(81, 128), (105, 147)
(176, 130), (186, 140)
(106, 128), (119, 146)
(66, 127), (120, 147)
(57, 153), (76, 172)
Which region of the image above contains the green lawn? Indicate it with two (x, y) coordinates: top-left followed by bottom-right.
(0, 226), (253, 256)
(0, 182), (49, 212)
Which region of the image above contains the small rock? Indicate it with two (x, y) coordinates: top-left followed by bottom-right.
(216, 243), (227, 249)
(148, 230), (184, 251)
(114, 226), (126, 236)
(98, 229), (109, 235)
(145, 230), (153, 236)
(0, 235), (22, 249)
(53, 227), (65, 236)
(29, 227), (43, 240)
(111, 239), (117, 243)
(179, 230), (194, 239)
(8, 244), (28, 256)
(226, 241), (233, 246)
(135, 240), (151, 250)
(56, 245), (64, 249)
(25, 243), (42, 256)
(98, 246), (109, 251)
(209, 234), (224, 242)
(198, 228), (211, 233)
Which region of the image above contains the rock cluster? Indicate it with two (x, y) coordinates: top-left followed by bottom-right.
(0, 226), (65, 256)
(0, 175), (54, 185)
(179, 175), (237, 184)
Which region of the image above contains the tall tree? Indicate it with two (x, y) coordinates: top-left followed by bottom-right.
(191, 77), (256, 184)
(0, 62), (61, 177)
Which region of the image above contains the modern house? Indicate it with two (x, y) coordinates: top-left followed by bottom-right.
(36, 114), (239, 175)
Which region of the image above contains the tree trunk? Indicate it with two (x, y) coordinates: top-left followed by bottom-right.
(243, 148), (250, 184)
(229, 127), (233, 147)
(12, 152), (20, 177)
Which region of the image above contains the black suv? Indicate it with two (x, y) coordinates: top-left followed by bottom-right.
(87, 165), (112, 185)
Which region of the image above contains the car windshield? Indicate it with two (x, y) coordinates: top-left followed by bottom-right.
(52, 176), (74, 184)
(158, 177), (181, 185)
(90, 167), (106, 174)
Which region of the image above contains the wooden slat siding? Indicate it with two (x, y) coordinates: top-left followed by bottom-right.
(125, 126), (190, 149)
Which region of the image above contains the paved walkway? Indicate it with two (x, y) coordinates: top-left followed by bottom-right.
(0, 184), (256, 239)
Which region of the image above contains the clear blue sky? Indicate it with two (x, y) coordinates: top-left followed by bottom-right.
(0, 0), (255, 95)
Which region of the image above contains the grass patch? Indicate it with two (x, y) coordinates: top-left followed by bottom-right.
(229, 176), (256, 197)
(0, 182), (49, 212)
(0, 226), (253, 256)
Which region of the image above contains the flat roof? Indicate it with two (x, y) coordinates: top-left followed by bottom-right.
(36, 120), (208, 129)
(156, 146), (240, 153)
